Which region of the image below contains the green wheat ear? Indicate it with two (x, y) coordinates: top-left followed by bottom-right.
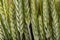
(23, 0), (31, 40)
(49, 0), (60, 40)
(0, 1), (4, 40)
(38, 0), (46, 40)
(55, 1), (60, 39)
(30, 0), (40, 40)
(13, 0), (25, 40)
(8, 0), (17, 40)
(0, 0), (10, 40)
(43, 0), (53, 40)
(0, 0), (3, 40)
(0, 17), (3, 40)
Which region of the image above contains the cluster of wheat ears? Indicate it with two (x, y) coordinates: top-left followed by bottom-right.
(0, 0), (60, 40)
